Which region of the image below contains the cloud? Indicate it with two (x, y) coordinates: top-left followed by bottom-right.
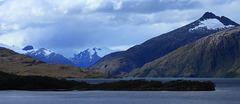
(0, 0), (240, 57)
(113, 1), (122, 10)
(98, 0), (202, 14)
(0, 0), (4, 3)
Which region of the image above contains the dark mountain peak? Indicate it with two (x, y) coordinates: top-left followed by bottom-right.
(93, 48), (96, 51)
(93, 47), (101, 51)
(38, 48), (45, 50)
(219, 16), (239, 26)
(198, 12), (239, 26)
(199, 12), (219, 20)
(22, 45), (34, 51)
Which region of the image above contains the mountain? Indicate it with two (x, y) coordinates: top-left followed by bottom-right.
(71, 47), (116, 68)
(23, 46), (74, 66)
(90, 12), (239, 76)
(128, 26), (240, 78)
(0, 44), (116, 68)
(0, 47), (114, 78)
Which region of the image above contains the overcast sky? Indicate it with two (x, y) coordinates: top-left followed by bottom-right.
(0, 0), (240, 57)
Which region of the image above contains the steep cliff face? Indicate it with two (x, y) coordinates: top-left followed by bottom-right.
(128, 27), (240, 78)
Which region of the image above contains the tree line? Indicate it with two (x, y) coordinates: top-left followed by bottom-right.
(0, 71), (215, 91)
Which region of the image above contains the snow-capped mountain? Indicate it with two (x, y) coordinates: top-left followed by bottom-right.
(89, 12), (239, 76)
(189, 12), (238, 31)
(1, 43), (116, 68)
(71, 47), (116, 68)
(23, 45), (74, 65)
(189, 19), (234, 31)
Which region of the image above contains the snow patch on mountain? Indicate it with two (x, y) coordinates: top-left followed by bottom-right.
(71, 47), (116, 67)
(22, 46), (74, 65)
(189, 19), (234, 31)
(75, 47), (115, 58)
(93, 46), (114, 57)
(42, 48), (53, 56)
(1, 43), (117, 68)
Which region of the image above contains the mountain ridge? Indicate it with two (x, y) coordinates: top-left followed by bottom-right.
(24, 47), (75, 66)
(128, 26), (240, 78)
(90, 12), (239, 76)
(0, 45), (116, 68)
(199, 12), (239, 26)
(71, 47), (116, 68)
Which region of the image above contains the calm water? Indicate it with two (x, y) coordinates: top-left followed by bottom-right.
(0, 78), (240, 104)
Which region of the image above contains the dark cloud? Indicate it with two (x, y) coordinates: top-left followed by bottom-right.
(98, 0), (202, 13)
(0, 0), (240, 57)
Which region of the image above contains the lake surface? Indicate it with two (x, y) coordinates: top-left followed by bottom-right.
(1, 78), (240, 104)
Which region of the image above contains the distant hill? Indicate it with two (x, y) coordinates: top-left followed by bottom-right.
(90, 12), (239, 76)
(128, 27), (240, 78)
(0, 47), (114, 78)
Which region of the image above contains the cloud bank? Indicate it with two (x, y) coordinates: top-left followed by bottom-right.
(0, 0), (239, 57)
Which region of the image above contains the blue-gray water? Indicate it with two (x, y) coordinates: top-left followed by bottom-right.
(0, 78), (240, 104)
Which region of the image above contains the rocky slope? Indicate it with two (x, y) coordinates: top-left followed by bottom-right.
(90, 12), (239, 76)
(128, 27), (240, 78)
(0, 47), (113, 78)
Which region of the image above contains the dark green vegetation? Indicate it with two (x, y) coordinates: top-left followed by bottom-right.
(0, 71), (81, 90)
(129, 27), (240, 78)
(90, 12), (239, 77)
(73, 79), (215, 91)
(0, 71), (215, 91)
(0, 47), (114, 78)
